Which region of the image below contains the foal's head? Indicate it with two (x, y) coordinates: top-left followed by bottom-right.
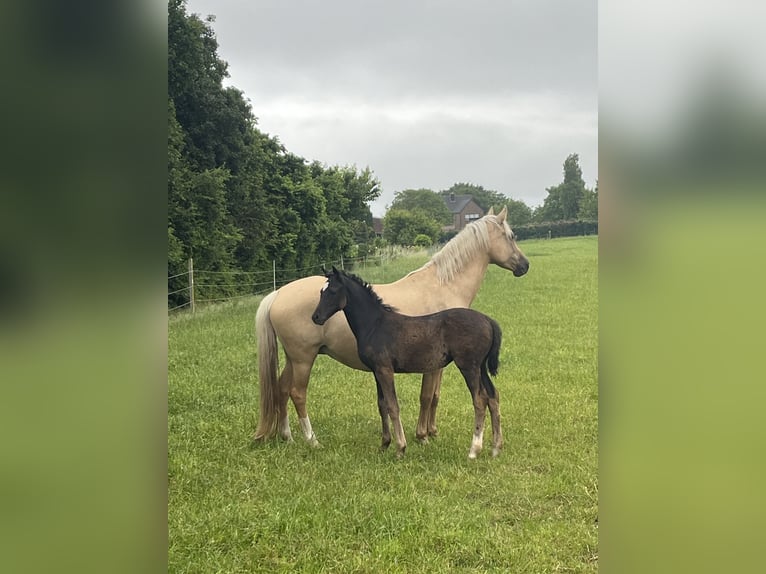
(311, 267), (393, 325)
(311, 267), (347, 325)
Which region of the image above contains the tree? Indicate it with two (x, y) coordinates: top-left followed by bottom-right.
(536, 154), (593, 222)
(168, 1), (385, 306)
(578, 180), (598, 220)
(389, 188), (452, 226)
(383, 210), (441, 246)
(504, 198), (534, 226)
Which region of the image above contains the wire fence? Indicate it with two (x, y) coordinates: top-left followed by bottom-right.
(167, 251), (402, 314)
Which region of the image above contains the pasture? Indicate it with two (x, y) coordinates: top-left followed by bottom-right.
(168, 236), (598, 572)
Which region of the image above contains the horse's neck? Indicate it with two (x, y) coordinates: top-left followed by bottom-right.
(399, 252), (490, 306)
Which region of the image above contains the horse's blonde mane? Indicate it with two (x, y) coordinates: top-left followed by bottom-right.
(408, 215), (495, 285)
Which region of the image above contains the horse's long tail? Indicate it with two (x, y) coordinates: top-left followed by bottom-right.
(253, 290), (280, 441)
(480, 317), (503, 399)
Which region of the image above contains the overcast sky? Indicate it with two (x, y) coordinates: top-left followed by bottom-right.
(184, 0), (597, 217)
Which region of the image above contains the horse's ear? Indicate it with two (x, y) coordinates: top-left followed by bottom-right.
(331, 265), (339, 275)
(487, 206), (495, 216)
(496, 205), (508, 222)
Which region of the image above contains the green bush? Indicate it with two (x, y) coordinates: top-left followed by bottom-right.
(513, 219), (598, 240)
(413, 234), (432, 247)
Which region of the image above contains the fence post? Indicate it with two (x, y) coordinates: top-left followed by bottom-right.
(188, 258), (195, 313)
(340, 255), (344, 270)
(272, 260), (276, 291)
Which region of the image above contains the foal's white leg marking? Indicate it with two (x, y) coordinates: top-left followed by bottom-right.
(299, 416), (320, 447)
(468, 428), (484, 459)
(279, 415), (293, 442)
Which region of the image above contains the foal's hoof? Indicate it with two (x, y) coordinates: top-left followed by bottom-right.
(491, 447), (501, 457)
(415, 434), (429, 445)
(395, 448), (406, 459)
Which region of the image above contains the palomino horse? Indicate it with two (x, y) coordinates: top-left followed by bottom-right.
(312, 267), (503, 459)
(254, 206), (528, 446)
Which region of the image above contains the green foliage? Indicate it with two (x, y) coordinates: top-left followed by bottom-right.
(390, 188), (452, 225)
(413, 234), (433, 248)
(167, 1), (381, 306)
(513, 219), (598, 240)
(168, 237), (598, 572)
(536, 154), (597, 223)
(504, 198), (534, 226)
(383, 209), (441, 246)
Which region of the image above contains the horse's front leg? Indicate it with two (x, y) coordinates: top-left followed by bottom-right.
(375, 378), (391, 451)
(374, 368), (407, 458)
(416, 370), (442, 443)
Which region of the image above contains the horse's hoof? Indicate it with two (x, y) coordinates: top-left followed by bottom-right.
(468, 449), (480, 460)
(395, 448), (406, 459)
(309, 439), (322, 448)
(491, 447), (501, 457)
(428, 429), (439, 437)
(416, 435), (429, 445)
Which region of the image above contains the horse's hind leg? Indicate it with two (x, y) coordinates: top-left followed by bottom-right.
(486, 391), (503, 457)
(288, 358), (320, 447)
(416, 370), (443, 443)
(276, 361), (294, 442)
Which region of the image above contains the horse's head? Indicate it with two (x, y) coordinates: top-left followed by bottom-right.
(312, 266), (347, 325)
(485, 206), (530, 277)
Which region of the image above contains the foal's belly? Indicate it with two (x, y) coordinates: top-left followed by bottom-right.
(392, 355), (452, 374)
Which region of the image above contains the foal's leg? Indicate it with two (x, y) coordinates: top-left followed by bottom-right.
(460, 366), (488, 459)
(374, 368), (407, 457)
(486, 391), (503, 457)
(288, 358), (320, 447)
(376, 378), (392, 451)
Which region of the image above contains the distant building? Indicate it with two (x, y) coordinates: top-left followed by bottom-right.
(443, 193), (485, 231)
(372, 217), (384, 238)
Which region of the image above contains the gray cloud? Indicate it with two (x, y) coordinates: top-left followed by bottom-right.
(186, 0), (597, 216)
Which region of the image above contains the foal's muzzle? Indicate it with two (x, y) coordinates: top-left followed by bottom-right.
(312, 312), (326, 325)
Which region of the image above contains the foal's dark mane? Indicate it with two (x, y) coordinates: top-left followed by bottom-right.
(338, 271), (397, 313)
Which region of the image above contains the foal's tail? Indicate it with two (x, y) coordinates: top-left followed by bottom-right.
(480, 317), (503, 399)
(253, 290), (280, 441)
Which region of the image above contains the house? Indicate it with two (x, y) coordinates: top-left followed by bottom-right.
(443, 193), (485, 231)
(371, 217), (384, 238)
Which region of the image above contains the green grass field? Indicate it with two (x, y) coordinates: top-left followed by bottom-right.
(168, 236), (598, 573)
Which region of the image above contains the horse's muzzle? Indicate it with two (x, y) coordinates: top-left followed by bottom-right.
(513, 259), (530, 277)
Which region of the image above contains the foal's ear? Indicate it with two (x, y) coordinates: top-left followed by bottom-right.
(487, 206), (495, 216)
(331, 265), (340, 275)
